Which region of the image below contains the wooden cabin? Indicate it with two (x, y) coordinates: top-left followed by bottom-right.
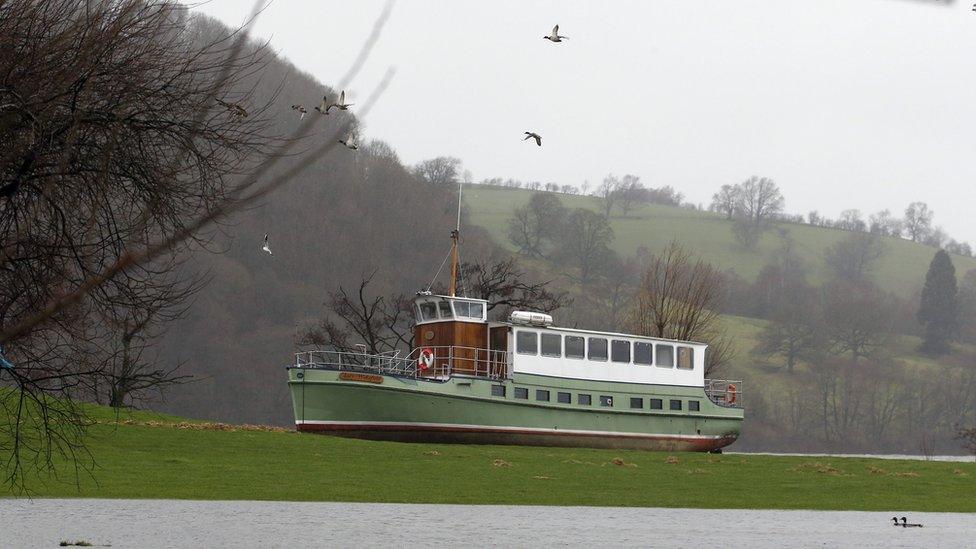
(413, 294), (508, 376)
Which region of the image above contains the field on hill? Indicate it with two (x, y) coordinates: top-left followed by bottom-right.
(2, 405), (974, 511)
(463, 185), (976, 298)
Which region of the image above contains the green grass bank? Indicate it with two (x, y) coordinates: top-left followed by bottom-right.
(3, 406), (974, 511)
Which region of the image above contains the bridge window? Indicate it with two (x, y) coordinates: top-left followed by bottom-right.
(541, 333), (562, 357)
(469, 302), (484, 319)
(536, 389), (550, 402)
(419, 302), (437, 321)
(634, 341), (653, 365)
(670, 399), (682, 411)
(453, 301), (486, 320)
(565, 336), (585, 359)
(689, 400), (700, 411)
(516, 331), (537, 355)
(611, 340), (630, 363)
(438, 301), (453, 319)
(453, 301), (470, 317)
(578, 393), (592, 405)
(649, 398), (663, 410)
(677, 346), (694, 370)
(557, 392), (571, 404)
(588, 338), (608, 361)
(630, 397), (643, 409)
(656, 344), (674, 368)
(514, 387), (528, 399)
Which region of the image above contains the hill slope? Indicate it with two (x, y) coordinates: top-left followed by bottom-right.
(464, 185), (976, 298)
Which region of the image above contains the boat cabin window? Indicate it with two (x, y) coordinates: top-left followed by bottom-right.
(557, 392), (571, 404)
(578, 394), (592, 405)
(452, 300), (485, 320)
(670, 399), (682, 411)
(588, 338), (608, 361)
(649, 398), (663, 410)
(656, 344), (674, 368)
(514, 387), (528, 399)
(536, 389), (550, 402)
(438, 301), (453, 319)
(677, 346), (694, 370)
(600, 395), (613, 407)
(516, 331), (538, 355)
(541, 333), (561, 357)
(634, 342), (653, 365)
(565, 336), (585, 359)
(611, 340), (630, 363)
(418, 302), (438, 321)
(630, 397), (643, 409)
(689, 400), (700, 411)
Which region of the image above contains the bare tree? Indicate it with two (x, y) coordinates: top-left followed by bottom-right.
(709, 184), (740, 220)
(555, 209), (615, 286)
(824, 233), (887, 283)
(411, 156), (462, 188)
(955, 425), (976, 461)
(505, 192), (566, 258)
(903, 201), (934, 243)
(616, 174), (643, 216)
(596, 174), (620, 218)
(627, 241), (735, 376)
(735, 176), (784, 224)
(457, 256), (569, 316)
(869, 209), (901, 237)
(837, 209), (866, 232)
(821, 281), (894, 361)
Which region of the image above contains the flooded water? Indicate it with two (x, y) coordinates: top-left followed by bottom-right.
(2, 499), (974, 548)
(734, 452), (976, 463)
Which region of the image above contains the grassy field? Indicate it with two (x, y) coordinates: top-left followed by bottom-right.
(464, 185), (976, 298)
(3, 405), (975, 511)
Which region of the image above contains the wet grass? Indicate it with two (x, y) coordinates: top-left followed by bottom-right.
(3, 406), (975, 511)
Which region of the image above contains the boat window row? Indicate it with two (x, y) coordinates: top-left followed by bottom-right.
(416, 300), (485, 322)
(494, 385), (701, 412)
(515, 330), (695, 370)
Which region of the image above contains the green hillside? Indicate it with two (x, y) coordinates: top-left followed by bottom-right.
(3, 403), (974, 510)
(464, 185), (976, 297)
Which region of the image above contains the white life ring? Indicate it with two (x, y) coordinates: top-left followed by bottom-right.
(418, 348), (435, 370)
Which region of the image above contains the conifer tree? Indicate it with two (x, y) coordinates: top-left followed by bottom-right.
(917, 249), (958, 354)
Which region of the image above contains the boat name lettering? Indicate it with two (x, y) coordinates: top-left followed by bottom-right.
(339, 372), (384, 384)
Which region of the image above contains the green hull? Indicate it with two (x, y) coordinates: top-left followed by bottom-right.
(288, 368), (743, 452)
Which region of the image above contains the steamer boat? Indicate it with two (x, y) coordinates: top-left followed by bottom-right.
(286, 199), (744, 451)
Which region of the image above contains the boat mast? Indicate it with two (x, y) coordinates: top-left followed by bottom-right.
(448, 178), (462, 297)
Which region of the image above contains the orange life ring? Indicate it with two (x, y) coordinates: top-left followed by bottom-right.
(418, 348), (434, 370)
(725, 383), (738, 405)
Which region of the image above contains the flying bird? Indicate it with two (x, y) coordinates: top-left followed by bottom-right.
(523, 132), (542, 147)
(543, 24), (568, 43)
(314, 95), (331, 115)
(338, 134), (358, 150)
(262, 234), (273, 256)
(215, 98), (247, 117)
(329, 90), (354, 112)
(291, 104), (307, 120)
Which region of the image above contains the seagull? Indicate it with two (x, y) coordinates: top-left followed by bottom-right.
(338, 134), (358, 150)
(262, 234), (273, 256)
(328, 90), (354, 113)
(543, 24), (568, 43)
(215, 98), (247, 117)
(523, 132), (542, 147)
(314, 95), (331, 115)
(291, 104), (307, 120)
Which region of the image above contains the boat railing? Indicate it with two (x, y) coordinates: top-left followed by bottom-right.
(704, 379), (744, 409)
(293, 346), (511, 381)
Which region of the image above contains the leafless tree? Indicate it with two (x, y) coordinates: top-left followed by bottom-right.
(824, 232), (887, 283)
(412, 156), (462, 188)
(615, 174), (643, 216)
(903, 201), (934, 243)
(627, 241), (736, 376)
(735, 176), (784, 224)
(457, 256), (569, 316)
(709, 184), (740, 220)
(555, 208), (614, 286)
(0, 0), (395, 487)
(506, 192), (566, 258)
(821, 281), (894, 361)
(869, 209), (901, 237)
(955, 425), (976, 461)
(837, 209), (866, 232)
(596, 174), (620, 218)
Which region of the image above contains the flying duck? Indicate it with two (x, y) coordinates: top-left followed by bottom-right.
(291, 104), (308, 120)
(523, 132), (542, 147)
(543, 24), (568, 43)
(338, 134), (358, 150)
(329, 90), (354, 113)
(216, 98), (248, 117)
(314, 95), (331, 115)
(262, 234), (273, 256)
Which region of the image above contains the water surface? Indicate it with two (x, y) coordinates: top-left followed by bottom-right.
(1, 499), (972, 548)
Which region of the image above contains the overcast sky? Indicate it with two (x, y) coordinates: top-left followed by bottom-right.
(191, 0), (976, 242)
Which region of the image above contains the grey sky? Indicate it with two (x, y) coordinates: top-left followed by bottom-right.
(193, 0), (976, 242)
